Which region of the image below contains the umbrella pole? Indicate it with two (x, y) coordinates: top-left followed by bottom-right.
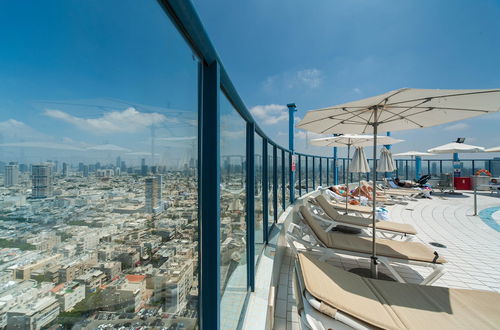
(371, 119), (379, 279)
(345, 144), (351, 214)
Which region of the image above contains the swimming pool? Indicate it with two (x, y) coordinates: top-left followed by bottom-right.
(479, 206), (500, 232)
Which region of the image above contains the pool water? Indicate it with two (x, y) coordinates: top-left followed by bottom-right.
(479, 206), (500, 232)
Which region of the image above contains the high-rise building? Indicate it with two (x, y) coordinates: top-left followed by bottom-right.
(83, 165), (89, 178)
(62, 162), (68, 177)
(31, 164), (52, 198)
(141, 158), (148, 176)
(145, 175), (164, 214)
(116, 156), (121, 169)
(4, 163), (19, 187)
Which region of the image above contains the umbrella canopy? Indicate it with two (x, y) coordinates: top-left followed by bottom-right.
(427, 142), (485, 154)
(350, 147), (370, 173)
(485, 146), (500, 153)
(377, 147), (396, 172)
(297, 88), (500, 279)
(393, 151), (434, 157)
(311, 134), (403, 147)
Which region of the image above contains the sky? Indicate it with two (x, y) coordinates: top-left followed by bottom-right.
(193, 0), (500, 158)
(0, 1), (499, 166)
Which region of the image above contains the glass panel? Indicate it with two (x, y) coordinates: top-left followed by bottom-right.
(461, 160), (473, 177)
(284, 152), (290, 208)
(490, 160), (500, 177)
(429, 160), (440, 178)
(329, 158), (335, 186)
(220, 97), (247, 329)
(276, 150), (283, 217)
(0, 2), (199, 328)
(307, 157), (314, 191)
(267, 144), (275, 228)
(299, 155), (306, 195)
(321, 158), (328, 187)
(254, 135), (264, 262)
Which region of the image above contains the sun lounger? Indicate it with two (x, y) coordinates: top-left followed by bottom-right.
(287, 206), (446, 285)
(321, 191), (373, 215)
(312, 195), (417, 240)
(295, 252), (500, 330)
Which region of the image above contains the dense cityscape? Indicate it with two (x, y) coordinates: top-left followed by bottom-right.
(0, 158), (202, 330)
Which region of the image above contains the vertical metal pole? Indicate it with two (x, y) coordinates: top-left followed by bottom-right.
(371, 109), (379, 279)
(287, 104), (296, 202)
(281, 149), (286, 211)
(199, 61), (220, 330)
(474, 185), (478, 216)
(262, 141), (268, 243)
(326, 157), (330, 186)
(273, 146), (278, 222)
(415, 156), (422, 180)
(246, 122), (255, 291)
(333, 136), (339, 185)
(345, 144), (351, 214)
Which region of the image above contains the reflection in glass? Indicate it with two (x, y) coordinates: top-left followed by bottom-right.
(0, 2), (198, 329)
(276, 150), (283, 217)
(220, 97), (247, 329)
(284, 152), (290, 208)
(255, 135), (264, 262)
(268, 144), (275, 229)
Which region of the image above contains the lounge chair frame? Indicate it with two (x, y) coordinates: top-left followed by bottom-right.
(308, 203), (414, 241)
(287, 214), (445, 285)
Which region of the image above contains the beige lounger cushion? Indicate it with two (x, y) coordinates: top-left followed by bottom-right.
(325, 198), (373, 214)
(316, 195), (417, 235)
(299, 206), (445, 264)
(298, 253), (500, 330)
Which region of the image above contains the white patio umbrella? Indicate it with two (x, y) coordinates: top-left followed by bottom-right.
(311, 134), (403, 213)
(377, 147), (396, 173)
(393, 151), (434, 179)
(485, 146), (500, 153)
(428, 142), (485, 154)
(428, 142), (485, 191)
(297, 88), (500, 278)
(350, 147), (370, 202)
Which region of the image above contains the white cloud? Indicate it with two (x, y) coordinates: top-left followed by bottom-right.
(292, 69), (323, 89)
(44, 107), (167, 134)
(0, 119), (49, 140)
(250, 104), (288, 125)
(262, 68), (323, 92)
(0, 141), (84, 151)
(86, 144), (131, 152)
(444, 123), (469, 131)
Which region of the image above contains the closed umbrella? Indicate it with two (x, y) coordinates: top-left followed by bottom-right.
(377, 147), (396, 173)
(297, 88), (500, 278)
(311, 134), (402, 213)
(350, 147), (370, 202)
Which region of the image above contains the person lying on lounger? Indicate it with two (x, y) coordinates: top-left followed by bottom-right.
(394, 177), (417, 188)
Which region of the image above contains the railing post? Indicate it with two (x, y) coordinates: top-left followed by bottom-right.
(326, 157), (330, 186)
(246, 122), (255, 291)
(273, 146), (278, 222)
(287, 103), (296, 203)
(199, 60), (220, 330)
(281, 149), (286, 211)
